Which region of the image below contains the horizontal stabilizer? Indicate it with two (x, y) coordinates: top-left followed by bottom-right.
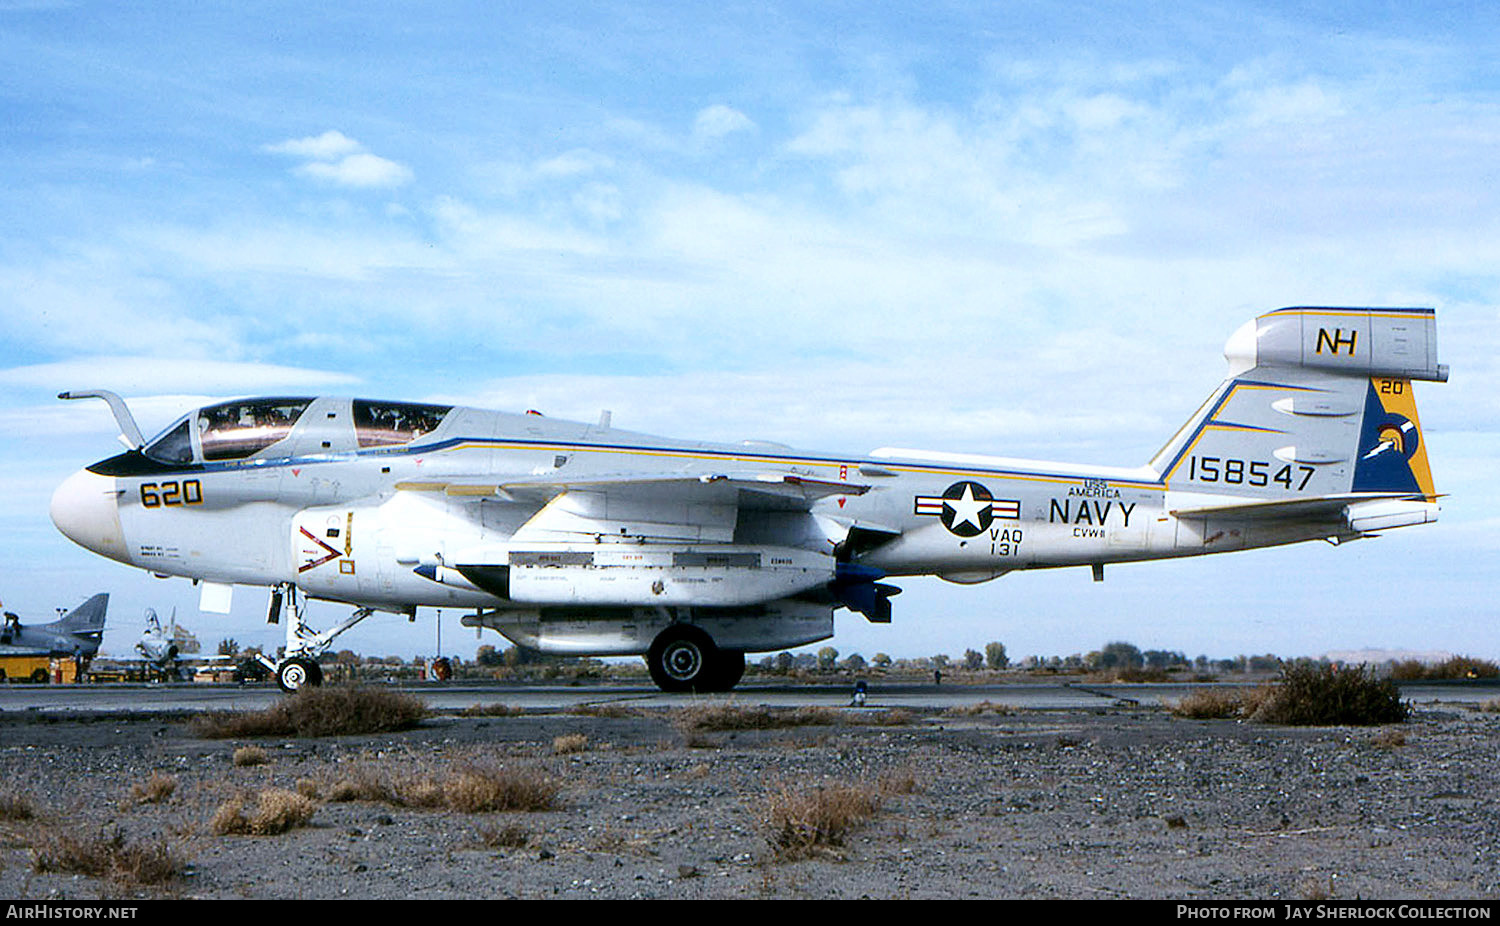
(1172, 492), (1439, 533)
(1171, 492), (1424, 521)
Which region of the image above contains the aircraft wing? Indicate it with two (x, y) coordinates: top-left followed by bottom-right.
(167, 654), (235, 667)
(0, 643), (49, 657)
(400, 471), (871, 545)
(396, 471), (871, 506)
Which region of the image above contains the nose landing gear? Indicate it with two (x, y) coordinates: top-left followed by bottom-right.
(275, 656), (323, 692)
(258, 584), (374, 692)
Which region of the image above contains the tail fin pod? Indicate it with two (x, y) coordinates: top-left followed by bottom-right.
(1226, 306), (1447, 384)
(1153, 307), (1445, 502)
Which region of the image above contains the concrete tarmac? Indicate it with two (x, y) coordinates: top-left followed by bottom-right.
(0, 677), (1493, 714)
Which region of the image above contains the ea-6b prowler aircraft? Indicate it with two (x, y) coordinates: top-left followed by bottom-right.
(51, 307), (1446, 692)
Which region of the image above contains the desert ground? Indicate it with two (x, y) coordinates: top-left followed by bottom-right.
(2, 691), (1498, 900)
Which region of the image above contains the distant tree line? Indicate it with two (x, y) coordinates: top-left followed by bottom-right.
(217, 637), (1498, 683)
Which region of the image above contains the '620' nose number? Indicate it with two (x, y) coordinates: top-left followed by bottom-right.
(139, 480), (203, 508)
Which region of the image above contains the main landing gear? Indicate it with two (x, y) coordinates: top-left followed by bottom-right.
(257, 584), (376, 692)
(646, 624), (744, 693)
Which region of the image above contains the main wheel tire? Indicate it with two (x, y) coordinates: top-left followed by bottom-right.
(276, 657), (322, 692)
(708, 650), (746, 692)
(647, 625), (719, 693)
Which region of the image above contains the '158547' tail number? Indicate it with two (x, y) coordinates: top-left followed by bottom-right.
(140, 480), (203, 507)
(1188, 457), (1314, 490)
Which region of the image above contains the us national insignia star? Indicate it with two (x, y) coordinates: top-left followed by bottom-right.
(906, 483), (1026, 534)
(942, 481), (992, 536)
(913, 481), (1020, 537)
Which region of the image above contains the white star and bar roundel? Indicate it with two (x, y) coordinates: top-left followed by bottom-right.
(914, 481), (1022, 537)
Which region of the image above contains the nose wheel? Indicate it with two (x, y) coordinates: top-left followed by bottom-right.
(276, 657), (323, 692)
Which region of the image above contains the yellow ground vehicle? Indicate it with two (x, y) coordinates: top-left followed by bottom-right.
(0, 655), (86, 683)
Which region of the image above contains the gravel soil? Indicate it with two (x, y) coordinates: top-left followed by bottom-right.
(2, 702), (1498, 900)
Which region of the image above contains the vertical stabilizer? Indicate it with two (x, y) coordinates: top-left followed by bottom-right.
(49, 592), (109, 635)
(1153, 308), (1444, 503)
(1353, 376), (1437, 498)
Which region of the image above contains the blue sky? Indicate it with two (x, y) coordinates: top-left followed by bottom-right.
(1, 1), (1496, 665)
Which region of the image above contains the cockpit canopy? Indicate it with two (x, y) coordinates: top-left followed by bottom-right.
(353, 400), (450, 448)
(141, 397), (452, 465)
(200, 398), (313, 461)
(142, 397), (312, 464)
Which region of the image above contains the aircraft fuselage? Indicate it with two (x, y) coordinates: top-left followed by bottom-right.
(56, 406), (1340, 611)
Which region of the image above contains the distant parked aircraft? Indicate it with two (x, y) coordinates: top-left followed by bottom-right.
(134, 606), (220, 679)
(0, 593), (108, 660)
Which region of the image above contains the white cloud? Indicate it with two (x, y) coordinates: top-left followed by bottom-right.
(536, 149), (614, 178)
(265, 131), (412, 189)
(0, 259), (239, 358)
(294, 152), (413, 188)
(263, 130), (363, 161)
(135, 221), (447, 282)
(470, 150), (616, 201)
(1063, 92), (1151, 132)
(693, 104), (756, 141)
(572, 182), (623, 224)
(0, 358), (362, 396)
(428, 195), (606, 258)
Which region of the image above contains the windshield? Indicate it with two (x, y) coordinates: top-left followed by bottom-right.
(142, 418), (195, 465)
(197, 398), (313, 461)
